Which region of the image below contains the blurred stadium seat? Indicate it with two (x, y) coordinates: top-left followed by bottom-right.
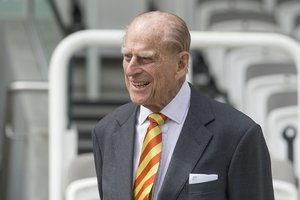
(1, 0), (300, 199)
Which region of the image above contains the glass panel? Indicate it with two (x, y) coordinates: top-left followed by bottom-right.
(0, 0), (63, 64)
(0, 1), (25, 17)
(34, 0), (54, 18)
(32, 0), (63, 64)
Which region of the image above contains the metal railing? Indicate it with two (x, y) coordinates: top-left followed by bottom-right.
(1, 81), (48, 200)
(49, 30), (300, 200)
(4, 81), (49, 140)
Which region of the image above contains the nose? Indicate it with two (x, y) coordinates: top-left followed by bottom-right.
(124, 57), (143, 76)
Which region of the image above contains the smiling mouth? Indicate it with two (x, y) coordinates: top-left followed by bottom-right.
(132, 81), (150, 88)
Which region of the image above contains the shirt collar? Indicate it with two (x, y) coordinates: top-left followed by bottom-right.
(138, 81), (191, 125)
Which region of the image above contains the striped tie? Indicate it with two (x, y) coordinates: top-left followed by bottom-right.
(133, 113), (167, 200)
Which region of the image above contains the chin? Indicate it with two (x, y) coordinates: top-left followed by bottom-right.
(129, 96), (146, 105)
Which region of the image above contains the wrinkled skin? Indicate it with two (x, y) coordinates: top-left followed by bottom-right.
(122, 14), (189, 112)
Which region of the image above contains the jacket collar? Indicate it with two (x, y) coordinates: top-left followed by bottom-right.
(158, 85), (215, 199)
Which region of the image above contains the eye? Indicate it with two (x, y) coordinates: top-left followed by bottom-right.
(123, 54), (132, 62)
(139, 57), (153, 64)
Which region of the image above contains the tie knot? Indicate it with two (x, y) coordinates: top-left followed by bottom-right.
(148, 113), (168, 126)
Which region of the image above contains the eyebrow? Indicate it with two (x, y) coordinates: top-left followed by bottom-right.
(121, 48), (128, 55)
(121, 48), (157, 58)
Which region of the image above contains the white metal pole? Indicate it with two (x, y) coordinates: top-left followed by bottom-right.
(87, 47), (101, 100)
(86, 0), (102, 100)
(49, 30), (123, 200)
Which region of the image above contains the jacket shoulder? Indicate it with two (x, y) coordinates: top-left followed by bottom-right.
(92, 102), (137, 137)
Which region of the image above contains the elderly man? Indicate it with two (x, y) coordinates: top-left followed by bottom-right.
(92, 11), (274, 200)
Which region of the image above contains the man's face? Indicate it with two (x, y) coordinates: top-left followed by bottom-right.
(122, 22), (186, 112)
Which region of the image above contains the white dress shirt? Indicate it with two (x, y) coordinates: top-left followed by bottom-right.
(133, 81), (191, 200)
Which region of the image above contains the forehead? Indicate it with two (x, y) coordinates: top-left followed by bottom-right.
(123, 22), (168, 55)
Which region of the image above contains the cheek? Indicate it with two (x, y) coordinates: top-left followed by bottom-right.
(161, 67), (177, 84)
(153, 73), (174, 94)
(123, 62), (128, 74)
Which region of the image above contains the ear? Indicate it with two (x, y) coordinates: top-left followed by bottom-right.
(175, 51), (189, 80)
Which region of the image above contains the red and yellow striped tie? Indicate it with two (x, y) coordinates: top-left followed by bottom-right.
(133, 113), (167, 200)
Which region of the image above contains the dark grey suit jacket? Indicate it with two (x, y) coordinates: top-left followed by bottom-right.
(92, 86), (275, 200)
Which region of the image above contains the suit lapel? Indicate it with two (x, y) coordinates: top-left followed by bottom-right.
(109, 105), (138, 200)
(158, 87), (215, 200)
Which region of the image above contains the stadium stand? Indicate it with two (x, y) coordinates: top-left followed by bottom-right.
(244, 74), (297, 135)
(272, 158), (298, 200)
(195, 0), (266, 30)
(200, 9), (280, 92)
(225, 48), (293, 108)
(274, 0), (300, 35)
(268, 106), (298, 164)
(0, 0), (300, 200)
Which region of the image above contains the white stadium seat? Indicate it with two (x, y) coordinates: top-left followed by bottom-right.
(273, 179), (298, 200)
(224, 47), (292, 109)
(201, 10), (280, 92)
(244, 74), (297, 138)
(267, 106), (298, 177)
(274, 0), (300, 35)
(65, 177), (99, 200)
